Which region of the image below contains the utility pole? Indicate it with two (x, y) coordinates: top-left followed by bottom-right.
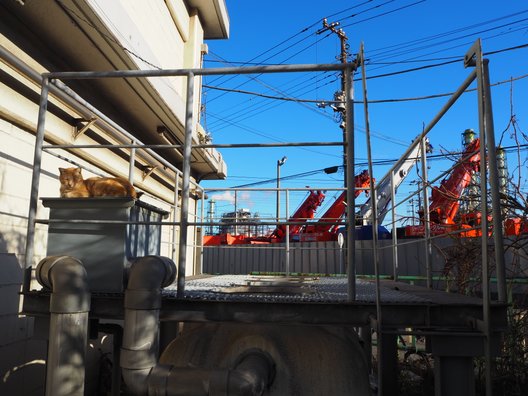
(317, 18), (350, 184)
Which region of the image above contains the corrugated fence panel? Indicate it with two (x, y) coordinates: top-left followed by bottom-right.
(202, 238), (528, 280)
(204, 242), (343, 275)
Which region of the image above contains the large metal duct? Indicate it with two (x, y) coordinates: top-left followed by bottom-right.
(120, 255), (177, 395)
(149, 349), (276, 395)
(158, 323), (371, 395)
(36, 255), (91, 396)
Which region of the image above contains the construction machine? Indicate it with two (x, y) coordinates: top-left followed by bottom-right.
(402, 138), (481, 237)
(300, 136), (432, 242)
(359, 137), (432, 226)
(299, 170), (371, 242)
(269, 189), (325, 242)
(203, 189), (325, 245)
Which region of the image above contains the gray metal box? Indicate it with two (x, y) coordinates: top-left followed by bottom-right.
(41, 198), (168, 292)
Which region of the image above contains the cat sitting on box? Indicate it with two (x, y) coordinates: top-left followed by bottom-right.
(59, 167), (138, 199)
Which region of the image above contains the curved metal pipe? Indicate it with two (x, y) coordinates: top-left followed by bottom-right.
(227, 350), (276, 395)
(97, 323), (123, 396)
(120, 256), (176, 395)
(148, 349), (275, 396)
(36, 255), (91, 396)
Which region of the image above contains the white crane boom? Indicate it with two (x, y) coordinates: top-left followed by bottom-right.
(359, 136), (432, 225)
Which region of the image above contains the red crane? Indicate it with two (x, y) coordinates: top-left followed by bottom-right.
(270, 190), (326, 242)
(404, 138), (481, 237)
(300, 170), (371, 241)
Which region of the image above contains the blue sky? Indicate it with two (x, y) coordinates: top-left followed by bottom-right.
(199, 0), (528, 226)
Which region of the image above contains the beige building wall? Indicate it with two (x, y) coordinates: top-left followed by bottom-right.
(0, 1), (228, 393)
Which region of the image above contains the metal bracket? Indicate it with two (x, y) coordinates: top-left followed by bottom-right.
(142, 165), (157, 181)
(73, 117), (97, 139)
(463, 40), (480, 68)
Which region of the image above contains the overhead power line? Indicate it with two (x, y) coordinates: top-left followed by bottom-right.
(203, 70), (528, 106)
(203, 0), (409, 121)
(204, 6), (528, 139)
(367, 9), (528, 60)
(226, 142), (528, 189)
(340, 0), (426, 30)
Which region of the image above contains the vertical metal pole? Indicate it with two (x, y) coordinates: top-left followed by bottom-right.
(47, 313), (89, 396)
(172, 173), (180, 263)
(482, 59), (506, 303)
(285, 189), (290, 277)
(276, 163), (280, 223)
(360, 42), (383, 394)
(338, 234), (344, 274)
(390, 170), (399, 281)
(345, 62), (357, 301)
(128, 140), (136, 184)
(474, 39), (493, 396)
(199, 190), (205, 274)
(234, 190), (238, 235)
(176, 72), (194, 298)
(23, 76), (50, 293)
(128, 141), (137, 260)
(420, 137), (433, 288)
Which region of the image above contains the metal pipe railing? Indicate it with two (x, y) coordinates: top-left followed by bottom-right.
(50, 79), (200, 191)
(420, 137), (433, 289)
(360, 42), (385, 394)
(42, 141), (343, 149)
(344, 63), (357, 302)
(23, 77), (49, 293)
(176, 72), (195, 298)
(20, 39), (505, 318)
(12, 37), (510, 396)
(45, 63), (346, 80)
(481, 58), (506, 302)
(0, 44), (196, 192)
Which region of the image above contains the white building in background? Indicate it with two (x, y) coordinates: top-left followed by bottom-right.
(0, 1), (229, 394)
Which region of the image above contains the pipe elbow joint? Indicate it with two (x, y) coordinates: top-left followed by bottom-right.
(227, 350), (276, 396)
(147, 350), (275, 396)
(125, 256), (176, 310)
(127, 255), (176, 290)
(36, 255), (90, 313)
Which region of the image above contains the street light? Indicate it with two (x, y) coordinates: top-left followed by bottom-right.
(276, 156), (287, 223)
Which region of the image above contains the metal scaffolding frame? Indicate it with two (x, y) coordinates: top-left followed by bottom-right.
(22, 61), (356, 297)
(20, 39), (508, 395)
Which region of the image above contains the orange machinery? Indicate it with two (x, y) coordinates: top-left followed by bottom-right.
(299, 170), (371, 242)
(203, 189), (325, 245)
(403, 138), (481, 237)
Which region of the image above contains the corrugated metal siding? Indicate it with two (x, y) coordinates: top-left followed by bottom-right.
(203, 238), (528, 285)
(203, 241), (344, 275)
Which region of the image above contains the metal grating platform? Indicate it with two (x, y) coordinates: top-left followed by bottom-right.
(22, 274), (507, 330)
(163, 275), (431, 304)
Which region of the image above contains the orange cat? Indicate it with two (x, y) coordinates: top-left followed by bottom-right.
(59, 167), (137, 199)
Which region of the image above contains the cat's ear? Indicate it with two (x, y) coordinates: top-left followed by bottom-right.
(59, 168), (65, 175)
(76, 168), (83, 175)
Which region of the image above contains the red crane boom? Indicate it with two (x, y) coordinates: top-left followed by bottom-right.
(404, 138), (480, 237)
(270, 190), (325, 241)
(302, 170), (371, 235)
(428, 138), (480, 225)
